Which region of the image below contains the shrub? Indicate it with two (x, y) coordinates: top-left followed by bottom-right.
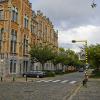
(44, 70), (55, 77)
(90, 69), (100, 78)
(55, 70), (64, 75)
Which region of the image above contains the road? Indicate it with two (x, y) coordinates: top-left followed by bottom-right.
(0, 72), (84, 100)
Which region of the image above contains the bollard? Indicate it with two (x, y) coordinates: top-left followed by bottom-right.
(26, 76), (27, 82)
(1, 77), (3, 82)
(12, 77), (15, 82)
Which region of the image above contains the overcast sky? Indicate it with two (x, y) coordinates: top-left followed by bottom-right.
(29, 0), (100, 51)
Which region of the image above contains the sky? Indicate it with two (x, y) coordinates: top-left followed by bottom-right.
(29, 0), (100, 52)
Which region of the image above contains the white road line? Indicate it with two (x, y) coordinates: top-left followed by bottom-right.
(61, 80), (69, 83)
(52, 80), (61, 82)
(36, 80), (45, 82)
(69, 81), (77, 84)
(43, 80), (53, 82)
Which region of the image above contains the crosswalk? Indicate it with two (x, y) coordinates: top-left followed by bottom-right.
(35, 79), (77, 84)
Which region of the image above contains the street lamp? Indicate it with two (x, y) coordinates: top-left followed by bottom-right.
(72, 40), (89, 82)
(72, 40), (88, 67)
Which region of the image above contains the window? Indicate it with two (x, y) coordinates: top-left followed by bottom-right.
(23, 35), (28, 55)
(10, 60), (13, 73)
(10, 60), (16, 73)
(0, 0), (7, 3)
(31, 22), (37, 34)
(24, 15), (28, 28)
(10, 29), (17, 53)
(31, 22), (33, 33)
(0, 10), (3, 20)
(13, 61), (16, 73)
(45, 26), (47, 34)
(23, 61), (28, 73)
(12, 7), (18, 22)
(0, 28), (4, 52)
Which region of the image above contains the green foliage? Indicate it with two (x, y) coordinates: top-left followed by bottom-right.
(45, 71), (55, 77)
(55, 70), (64, 75)
(88, 44), (100, 69)
(91, 69), (100, 78)
(64, 49), (80, 67)
(54, 48), (82, 70)
(30, 45), (56, 70)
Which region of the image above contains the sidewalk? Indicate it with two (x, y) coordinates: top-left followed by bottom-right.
(71, 78), (100, 100)
(0, 77), (41, 83)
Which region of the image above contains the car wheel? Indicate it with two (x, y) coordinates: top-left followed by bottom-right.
(24, 75), (26, 77)
(37, 75), (39, 78)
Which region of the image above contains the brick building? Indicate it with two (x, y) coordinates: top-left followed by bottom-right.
(0, 0), (58, 76)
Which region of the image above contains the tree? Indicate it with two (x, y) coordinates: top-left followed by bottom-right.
(51, 54), (60, 70)
(57, 48), (80, 71)
(88, 44), (100, 70)
(30, 45), (56, 70)
(58, 48), (67, 71)
(65, 49), (79, 67)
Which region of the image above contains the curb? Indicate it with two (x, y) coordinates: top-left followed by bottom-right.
(67, 84), (82, 100)
(63, 82), (82, 100)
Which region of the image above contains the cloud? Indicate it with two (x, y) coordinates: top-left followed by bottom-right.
(30, 0), (100, 29)
(30, 0), (100, 51)
(58, 25), (100, 50)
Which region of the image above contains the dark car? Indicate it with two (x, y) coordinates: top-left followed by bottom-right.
(79, 68), (84, 72)
(22, 71), (46, 78)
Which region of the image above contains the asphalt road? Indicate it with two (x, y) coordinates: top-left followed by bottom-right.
(0, 72), (84, 100)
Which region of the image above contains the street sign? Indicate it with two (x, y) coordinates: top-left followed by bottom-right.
(78, 49), (86, 60)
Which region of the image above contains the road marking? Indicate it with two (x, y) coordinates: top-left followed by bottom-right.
(52, 80), (61, 82)
(61, 80), (69, 83)
(36, 80), (45, 82)
(43, 80), (53, 82)
(67, 84), (82, 100)
(69, 81), (77, 84)
(37, 80), (77, 84)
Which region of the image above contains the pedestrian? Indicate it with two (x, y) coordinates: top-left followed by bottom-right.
(85, 73), (88, 82)
(82, 78), (87, 87)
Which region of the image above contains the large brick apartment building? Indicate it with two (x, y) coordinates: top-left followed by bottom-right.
(0, 0), (58, 76)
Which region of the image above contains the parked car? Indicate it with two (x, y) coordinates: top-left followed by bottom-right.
(79, 68), (84, 72)
(22, 71), (46, 78)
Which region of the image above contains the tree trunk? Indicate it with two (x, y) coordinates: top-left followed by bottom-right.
(41, 63), (45, 71)
(62, 64), (64, 72)
(54, 64), (57, 71)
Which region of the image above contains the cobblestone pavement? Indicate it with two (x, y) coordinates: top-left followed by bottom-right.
(71, 79), (100, 100)
(0, 72), (83, 100)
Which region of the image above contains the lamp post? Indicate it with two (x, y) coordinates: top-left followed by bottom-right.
(72, 40), (88, 66)
(72, 40), (90, 84)
(0, 59), (4, 82)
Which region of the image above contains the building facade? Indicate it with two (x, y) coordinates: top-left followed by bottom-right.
(0, 0), (58, 76)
